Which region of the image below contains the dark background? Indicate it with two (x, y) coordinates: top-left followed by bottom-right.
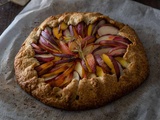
(0, 0), (160, 35)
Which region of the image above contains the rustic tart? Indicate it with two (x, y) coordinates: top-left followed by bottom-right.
(14, 12), (149, 110)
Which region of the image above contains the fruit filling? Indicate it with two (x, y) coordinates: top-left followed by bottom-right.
(31, 20), (132, 88)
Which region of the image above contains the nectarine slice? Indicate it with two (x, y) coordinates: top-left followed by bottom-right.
(60, 73), (73, 87)
(44, 74), (57, 81)
(49, 64), (75, 87)
(73, 71), (80, 80)
(53, 27), (62, 39)
(87, 24), (93, 36)
(98, 25), (119, 36)
(102, 54), (120, 77)
(39, 36), (60, 53)
(102, 54), (116, 74)
(35, 54), (54, 62)
(60, 22), (68, 30)
(92, 20), (106, 35)
(44, 27), (52, 35)
(95, 35), (116, 43)
(86, 54), (96, 73)
(35, 60), (55, 76)
(93, 46), (111, 55)
(115, 57), (129, 68)
(31, 43), (42, 50)
(69, 25), (79, 38)
(42, 65), (68, 78)
(59, 41), (75, 55)
(96, 66), (105, 77)
(74, 62), (86, 78)
(81, 36), (96, 47)
(94, 54), (111, 73)
(76, 22), (85, 38)
(108, 46), (127, 57)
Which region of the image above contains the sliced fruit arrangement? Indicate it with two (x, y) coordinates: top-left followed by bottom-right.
(31, 20), (132, 87)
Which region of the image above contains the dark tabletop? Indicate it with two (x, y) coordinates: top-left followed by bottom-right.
(0, 0), (160, 35)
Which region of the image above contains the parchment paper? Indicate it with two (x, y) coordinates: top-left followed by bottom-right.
(0, 0), (160, 120)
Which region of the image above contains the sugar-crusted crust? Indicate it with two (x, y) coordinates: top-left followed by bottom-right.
(14, 12), (149, 110)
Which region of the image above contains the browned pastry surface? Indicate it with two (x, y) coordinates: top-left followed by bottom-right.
(14, 12), (149, 110)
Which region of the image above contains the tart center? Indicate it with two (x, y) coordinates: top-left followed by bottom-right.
(31, 20), (131, 88)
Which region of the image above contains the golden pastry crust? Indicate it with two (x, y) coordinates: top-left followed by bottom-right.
(14, 12), (149, 110)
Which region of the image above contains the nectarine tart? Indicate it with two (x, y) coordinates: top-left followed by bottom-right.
(14, 12), (149, 110)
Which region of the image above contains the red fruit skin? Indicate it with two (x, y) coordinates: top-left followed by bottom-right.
(76, 22), (85, 38)
(35, 54), (55, 62)
(55, 58), (79, 65)
(44, 27), (52, 35)
(86, 54), (96, 73)
(59, 41), (75, 55)
(108, 55), (120, 78)
(33, 49), (48, 54)
(81, 59), (88, 72)
(92, 46), (111, 55)
(113, 36), (131, 45)
(81, 36), (96, 47)
(92, 20), (106, 35)
(39, 36), (60, 54)
(108, 46), (126, 57)
(41, 31), (58, 46)
(94, 54), (111, 73)
(99, 40), (127, 47)
(63, 29), (72, 37)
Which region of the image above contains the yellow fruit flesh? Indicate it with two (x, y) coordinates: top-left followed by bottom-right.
(96, 66), (105, 77)
(54, 56), (61, 61)
(60, 73), (73, 87)
(50, 64), (75, 87)
(86, 54), (96, 73)
(102, 54), (116, 74)
(60, 22), (68, 30)
(73, 27), (79, 38)
(34, 20), (131, 88)
(115, 57), (129, 68)
(42, 65), (68, 78)
(53, 27), (62, 39)
(63, 36), (73, 41)
(84, 58), (92, 72)
(36, 61), (55, 76)
(87, 24), (93, 36)
(74, 62), (86, 78)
